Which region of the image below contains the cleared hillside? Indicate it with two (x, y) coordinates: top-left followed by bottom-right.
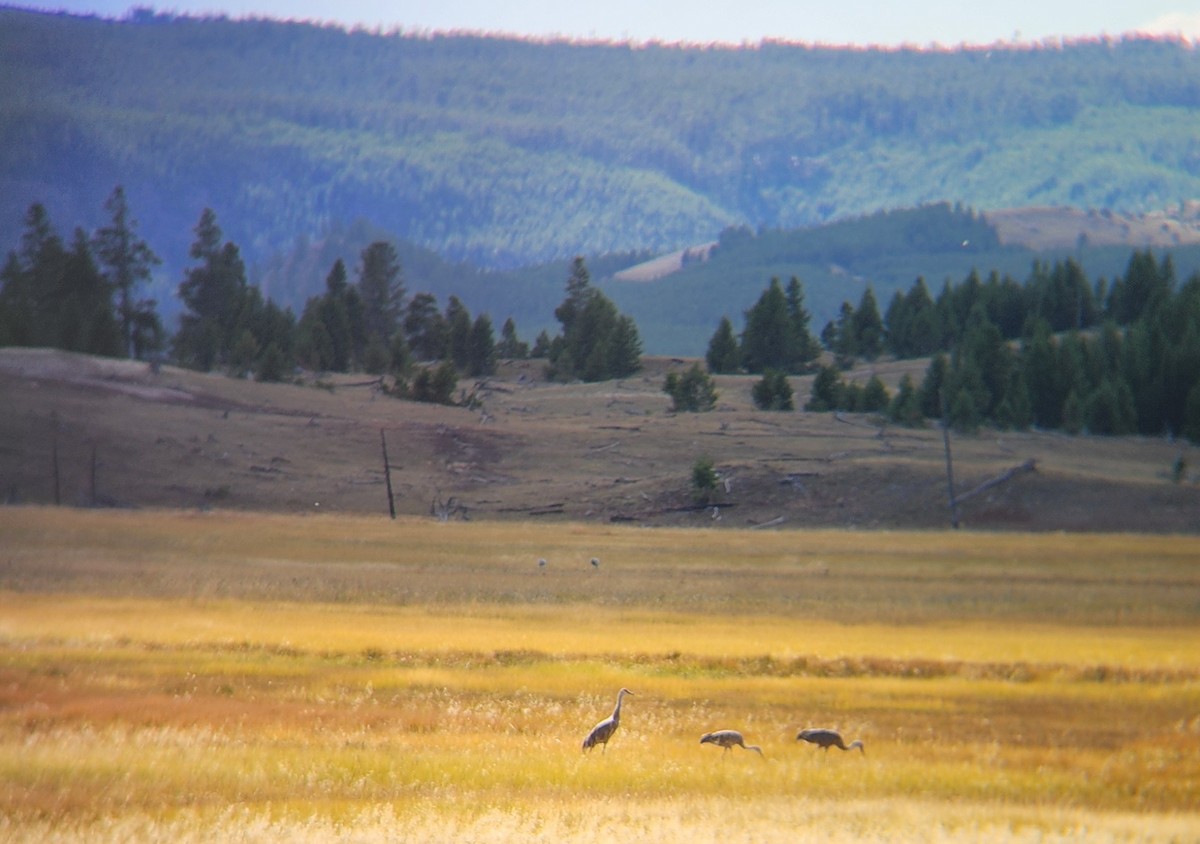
(2, 348), (1196, 533)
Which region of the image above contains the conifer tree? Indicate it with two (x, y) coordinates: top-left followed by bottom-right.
(706, 316), (740, 373)
(93, 186), (160, 359)
(785, 276), (820, 367)
(467, 313), (497, 376)
(741, 278), (798, 373)
(357, 241), (404, 347)
(752, 368), (794, 410)
(547, 257), (641, 381)
(174, 208), (250, 371)
(887, 374), (924, 426)
(58, 227), (121, 356)
(404, 292), (447, 361)
(445, 295), (473, 370)
(496, 317), (529, 359)
(850, 287), (885, 361)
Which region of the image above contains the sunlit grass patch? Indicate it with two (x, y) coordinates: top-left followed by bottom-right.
(1, 507), (1198, 841)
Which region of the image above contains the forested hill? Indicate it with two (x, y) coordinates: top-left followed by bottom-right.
(3, 7), (1200, 281)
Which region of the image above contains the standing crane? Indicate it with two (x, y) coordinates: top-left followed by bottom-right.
(582, 688), (634, 752)
(796, 728), (864, 754)
(700, 729), (763, 757)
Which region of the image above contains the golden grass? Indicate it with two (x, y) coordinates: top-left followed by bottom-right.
(1, 506), (1198, 841)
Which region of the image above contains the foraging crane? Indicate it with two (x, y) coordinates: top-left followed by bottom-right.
(700, 729), (763, 757)
(590, 557), (600, 569)
(582, 688), (633, 752)
(796, 728), (864, 754)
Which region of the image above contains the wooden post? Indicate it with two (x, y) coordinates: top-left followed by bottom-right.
(51, 412), (61, 506)
(940, 391), (959, 529)
(380, 428), (396, 519)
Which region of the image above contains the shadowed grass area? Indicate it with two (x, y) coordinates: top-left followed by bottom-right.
(0, 506), (1198, 841)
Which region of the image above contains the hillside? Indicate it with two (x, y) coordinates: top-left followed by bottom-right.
(3, 7), (1200, 292)
(3, 347), (1196, 533)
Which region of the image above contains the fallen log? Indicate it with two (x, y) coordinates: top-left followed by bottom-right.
(750, 516), (787, 529)
(954, 459), (1038, 506)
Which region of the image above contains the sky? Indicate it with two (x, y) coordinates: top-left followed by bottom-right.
(13, 0), (1200, 46)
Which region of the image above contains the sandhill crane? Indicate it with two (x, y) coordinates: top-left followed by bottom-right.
(796, 728), (864, 754)
(538, 558), (547, 569)
(700, 729), (763, 757)
(582, 688), (633, 752)
(590, 557), (600, 569)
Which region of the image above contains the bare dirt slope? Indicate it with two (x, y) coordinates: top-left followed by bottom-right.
(1, 347), (1196, 532)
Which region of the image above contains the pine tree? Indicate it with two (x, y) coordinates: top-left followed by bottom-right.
(0, 251), (33, 347)
(606, 314), (643, 379)
(705, 316), (740, 373)
(496, 317), (529, 359)
(467, 313), (497, 376)
(547, 257), (641, 382)
(918, 353), (949, 418)
(404, 292), (448, 361)
(93, 186), (160, 359)
(357, 241), (404, 346)
(14, 203), (66, 347)
(58, 227), (121, 356)
(1020, 319), (1061, 428)
(1108, 249), (1173, 325)
(850, 287), (885, 361)
(174, 208), (250, 371)
(805, 365), (843, 412)
(752, 369), (794, 410)
(1084, 377), (1138, 435)
(860, 375), (890, 412)
(445, 295), (472, 370)
(887, 374), (924, 426)
(785, 276), (820, 367)
(741, 278), (798, 373)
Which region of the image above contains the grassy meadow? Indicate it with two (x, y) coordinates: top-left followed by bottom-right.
(1, 506), (1198, 842)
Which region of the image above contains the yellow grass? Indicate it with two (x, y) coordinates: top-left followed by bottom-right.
(1, 506), (1198, 842)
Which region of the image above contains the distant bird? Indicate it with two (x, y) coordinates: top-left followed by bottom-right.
(590, 557), (600, 569)
(796, 728), (864, 754)
(538, 558), (547, 568)
(582, 688), (634, 753)
(700, 729), (763, 757)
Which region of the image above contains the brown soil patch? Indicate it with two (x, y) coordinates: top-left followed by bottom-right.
(1, 347), (1196, 532)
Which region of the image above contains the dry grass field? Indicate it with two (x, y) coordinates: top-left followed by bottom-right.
(1, 507), (1198, 842)
(1, 348), (1198, 840)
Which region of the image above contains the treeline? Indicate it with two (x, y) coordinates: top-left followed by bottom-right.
(710, 251), (1200, 441)
(0, 194), (642, 397)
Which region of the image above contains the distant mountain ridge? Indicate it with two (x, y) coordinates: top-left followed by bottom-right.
(3, 8), (1199, 273)
(3, 8), (1200, 354)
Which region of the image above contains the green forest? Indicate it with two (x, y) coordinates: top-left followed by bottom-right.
(3, 6), (1200, 303)
(4, 186), (1199, 443)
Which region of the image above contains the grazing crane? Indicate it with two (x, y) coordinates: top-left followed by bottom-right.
(700, 729), (763, 758)
(796, 728), (864, 754)
(590, 557), (600, 569)
(538, 558), (547, 569)
(582, 688), (633, 753)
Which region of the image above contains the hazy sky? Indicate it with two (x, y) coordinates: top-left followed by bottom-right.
(12, 1), (1200, 46)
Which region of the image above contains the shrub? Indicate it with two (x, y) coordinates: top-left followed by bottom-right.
(664, 363), (718, 412)
(752, 369), (794, 410)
